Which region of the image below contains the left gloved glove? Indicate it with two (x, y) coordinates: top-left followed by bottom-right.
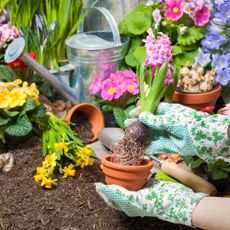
(95, 180), (207, 227)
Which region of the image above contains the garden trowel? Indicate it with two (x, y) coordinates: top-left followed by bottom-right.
(98, 127), (217, 196)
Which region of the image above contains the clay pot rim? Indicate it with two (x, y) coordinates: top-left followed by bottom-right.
(101, 155), (153, 172)
(175, 84), (222, 97)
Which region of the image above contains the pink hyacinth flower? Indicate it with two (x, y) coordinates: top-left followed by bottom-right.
(191, 5), (210, 26)
(164, 0), (184, 21)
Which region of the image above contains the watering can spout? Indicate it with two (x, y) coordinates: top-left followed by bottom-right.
(4, 37), (79, 105)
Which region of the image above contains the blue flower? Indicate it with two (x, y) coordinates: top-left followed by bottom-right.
(195, 48), (211, 67)
(215, 68), (230, 86)
(218, 2), (230, 23)
(201, 33), (227, 50)
(211, 54), (229, 70)
(208, 21), (224, 35)
(49, 20), (57, 32)
(35, 14), (43, 32)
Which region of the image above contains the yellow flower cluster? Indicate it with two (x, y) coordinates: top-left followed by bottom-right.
(34, 142), (94, 189)
(0, 79), (40, 110)
(34, 153), (58, 189)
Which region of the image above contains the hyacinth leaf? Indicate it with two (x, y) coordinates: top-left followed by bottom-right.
(134, 46), (146, 64)
(125, 39), (142, 67)
(0, 65), (16, 82)
(178, 27), (204, 46)
(171, 45), (182, 56)
(119, 3), (152, 35)
(5, 114), (32, 137)
(173, 49), (199, 67)
(113, 107), (126, 129)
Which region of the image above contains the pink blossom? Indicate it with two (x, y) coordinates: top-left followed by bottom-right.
(0, 23), (20, 46)
(101, 79), (122, 101)
(191, 5), (210, 26)
(125, 80), (139, 95)
(164, 0), (184, 21)
(89, 79), (102, 95)
(152, 8), (161, 25)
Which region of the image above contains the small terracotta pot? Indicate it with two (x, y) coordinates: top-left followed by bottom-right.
(172, 85), (222, 111)
(101, 155), (153, 191)
(65, 103), (104, 143)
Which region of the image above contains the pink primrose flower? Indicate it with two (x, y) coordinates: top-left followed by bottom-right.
(164, 0), (184, 21)
(125, 80), (139, 95)
(0, 23), (20, 46)
(89, 79), (102, 95)
(100, 79), (122, 101)
(191, 5), (210, 26)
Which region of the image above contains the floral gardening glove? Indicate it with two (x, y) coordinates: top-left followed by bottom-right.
(95, 180), (207, 226)
(125, 103), (230, 163)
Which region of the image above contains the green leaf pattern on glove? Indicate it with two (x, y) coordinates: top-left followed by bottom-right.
(138, 103), (230, 163)
(95, 180), (207, 226)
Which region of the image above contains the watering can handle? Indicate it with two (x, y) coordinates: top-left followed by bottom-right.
(77, 7), (121, 46)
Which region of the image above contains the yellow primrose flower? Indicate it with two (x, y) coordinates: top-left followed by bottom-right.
(22, 82), (40, 105)
(54, 141), (68, 153)
(0, 90), (12, 109)
(41, 177), (57, 189)
(6, 79), (22, 89)
(8, 88), (27, 109)
(62, 164), (76, 178)
(44, 153), (57, 168)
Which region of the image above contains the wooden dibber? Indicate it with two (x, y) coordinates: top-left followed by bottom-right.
(154, 157), (217, 196)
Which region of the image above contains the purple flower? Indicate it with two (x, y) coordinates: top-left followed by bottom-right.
(152, 8), (161, 25)
(207, 21), (224, 35)
(195, 48), (211, 67)
(211, 54), (229, 70)
(201, 33), (227, 50)
(35, 14), (43, 31)
(218, 2), (230, 23)
(215, 68), (230, 86)
(50, 20), (57, 32)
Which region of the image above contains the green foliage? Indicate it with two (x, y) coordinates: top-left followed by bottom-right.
(119, 3), (152, 36)
(178, 27), (204, 46)
(113, 104), (136, 129)
(0, 65), (16, 82)
(0, 98), (48, 142)
(155, 171), (179, 183)
(191, 158), (230, 180)
(173, 49), (199, 67)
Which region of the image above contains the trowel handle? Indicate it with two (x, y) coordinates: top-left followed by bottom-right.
(161, 159), (217, 196)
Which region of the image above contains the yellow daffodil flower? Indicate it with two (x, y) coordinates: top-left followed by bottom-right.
(44, 153), (57, 168)
(62, 164), (76, 178)
(54, 141), (68, 153)
(41, 177), (57, 189)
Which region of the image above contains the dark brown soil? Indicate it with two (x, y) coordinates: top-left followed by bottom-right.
(0, 136), (195, 230)
(71, 111), (94, 144)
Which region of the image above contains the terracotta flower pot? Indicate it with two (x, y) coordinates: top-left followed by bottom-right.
(172, 85), (222, 111)
(65, 103), (104, 143)
(101, 155), (153, 191)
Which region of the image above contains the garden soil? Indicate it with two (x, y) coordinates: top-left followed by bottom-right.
(0, 136), (196, 230)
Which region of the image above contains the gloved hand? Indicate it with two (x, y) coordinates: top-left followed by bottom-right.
(125, 103), (230, 163)
(95, 180), (207, 226)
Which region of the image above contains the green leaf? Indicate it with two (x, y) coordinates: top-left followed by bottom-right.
(2, 109), (20, 118)
(172, 45), (182, 56)
(134, 46), (146, 63)
(5, 114), (32, 137)
(0, 65), (16, 82)
(119, 3), (152, 35)
(113, 107), (126, 129)
(20, 98), (37, 115)
(173, 49), (199, 67)
(124, 105), (136, 118)
(0, 118), (10, 126)
(191, 158), (205, 169)
(183, 156), (193, 165)
(155, 171), (179, 183)
(178, 27), (204, 46)
(208, 169), (229, 180)
(125, 38), (142, 67)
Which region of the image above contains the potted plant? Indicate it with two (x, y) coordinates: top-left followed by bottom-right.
(174, 1), (230, 110)
(0, 79), (48, 150)
(89, 69), (139, 128)
(64, 103), (104, 144)
(101, 28), (173, 191)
